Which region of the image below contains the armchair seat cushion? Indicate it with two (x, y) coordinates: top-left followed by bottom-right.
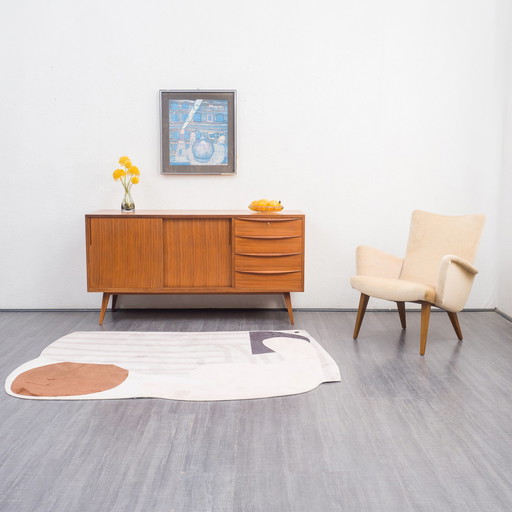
(350, 275), (436, 303)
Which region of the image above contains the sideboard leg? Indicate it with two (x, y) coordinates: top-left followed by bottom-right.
(283, 292), (295, 325)
(99, 293), (111, 325)
(112, 294), (118, 312)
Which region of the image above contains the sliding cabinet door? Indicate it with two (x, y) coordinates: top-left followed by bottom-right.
(87, 217), (163, 290)
(163, 218), (232, 288)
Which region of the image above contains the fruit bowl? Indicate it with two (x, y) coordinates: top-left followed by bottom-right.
(248, 199), (283, 212)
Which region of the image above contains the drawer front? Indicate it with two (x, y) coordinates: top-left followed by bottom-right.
(235, 270), (303, 291)
(235, 236), (303, 254)
(235, 253), (302, 272)
(234, 218), (303, 237)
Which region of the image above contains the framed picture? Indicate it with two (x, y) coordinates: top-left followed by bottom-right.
(160, 90), (236, 175)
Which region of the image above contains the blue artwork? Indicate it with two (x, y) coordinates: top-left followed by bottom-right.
(168, 99), (228, 166)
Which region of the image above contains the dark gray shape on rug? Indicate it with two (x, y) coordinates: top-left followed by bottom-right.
(249, 331), (311, 355)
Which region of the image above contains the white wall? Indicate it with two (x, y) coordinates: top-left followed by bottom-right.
(497, 0), (512, 317)
(0, 0), (503, 310)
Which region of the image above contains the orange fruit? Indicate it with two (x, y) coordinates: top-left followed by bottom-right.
(248, 198), (283, 212)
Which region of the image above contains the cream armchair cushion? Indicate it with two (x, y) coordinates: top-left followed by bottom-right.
(350, 210), (485, 355)
(350, 275), (436, 303)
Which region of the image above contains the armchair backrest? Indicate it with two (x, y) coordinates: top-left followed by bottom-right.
(399, 210), (485, 287)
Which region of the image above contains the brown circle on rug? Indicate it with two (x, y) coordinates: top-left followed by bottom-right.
(11, 362), (129, 397)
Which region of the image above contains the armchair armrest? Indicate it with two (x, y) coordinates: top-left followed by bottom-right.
(355, 245), (403, 279)
(435, 255), (479, 312)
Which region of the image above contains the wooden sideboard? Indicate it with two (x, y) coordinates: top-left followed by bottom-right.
(85, 210), (305, 325)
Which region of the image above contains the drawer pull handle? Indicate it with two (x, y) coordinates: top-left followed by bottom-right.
(237, 235), (301, 240)
(236, 252), (301, 257)
(237, 218), (300, 223)
(236, 270), (301, 275)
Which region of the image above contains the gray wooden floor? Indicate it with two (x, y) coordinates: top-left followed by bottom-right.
(1, 309), (511, 512)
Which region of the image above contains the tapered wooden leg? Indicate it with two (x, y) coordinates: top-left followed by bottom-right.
(353, 293), (370, 339)
(396, 301), (406, 329)
(420, 302), (432, 356)
(99, 293), (111, 326)
(447, 311), (463, 340)
(112, 294), (118, 312)
(283, 292), (294, 325)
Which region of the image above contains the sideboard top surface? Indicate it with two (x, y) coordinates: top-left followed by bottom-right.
(87, 210), (305, 218)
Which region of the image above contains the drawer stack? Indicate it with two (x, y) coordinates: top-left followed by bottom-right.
(234, 216), (304, 291)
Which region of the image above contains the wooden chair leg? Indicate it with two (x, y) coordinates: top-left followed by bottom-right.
(283, 292), (295, 325)
(99, 293), (111, 326)
(396, 302), (406, 329)
(353, 293), (370, 339)
(447, 311), (463, 340)
(419, 302), (431, 356)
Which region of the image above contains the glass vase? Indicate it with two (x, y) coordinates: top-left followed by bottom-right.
(121, 191), (135, 213)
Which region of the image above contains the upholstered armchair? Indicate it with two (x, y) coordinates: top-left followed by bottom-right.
(350, 210), (485, 355)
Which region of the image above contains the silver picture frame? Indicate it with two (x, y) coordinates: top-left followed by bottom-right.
(160, 90), (236, 175)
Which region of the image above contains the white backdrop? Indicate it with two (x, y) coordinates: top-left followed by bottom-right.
(497, 0), (512, 318)
(0, 0), (508, 311)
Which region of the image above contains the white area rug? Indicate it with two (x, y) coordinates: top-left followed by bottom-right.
(5, 330), (341, 401)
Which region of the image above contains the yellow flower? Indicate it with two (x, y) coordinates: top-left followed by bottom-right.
(113, 168), (127, 180)
(112, 157), (140, 199)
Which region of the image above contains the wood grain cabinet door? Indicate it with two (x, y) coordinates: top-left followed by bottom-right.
(163, 218), (232, 288)
(87, 218), (164, 290)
